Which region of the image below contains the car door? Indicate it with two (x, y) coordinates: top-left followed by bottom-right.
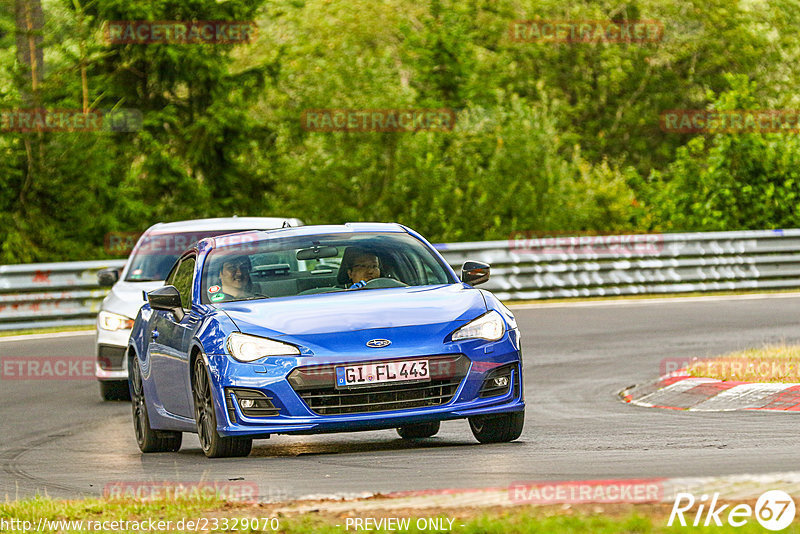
(150, 255), (197, 418)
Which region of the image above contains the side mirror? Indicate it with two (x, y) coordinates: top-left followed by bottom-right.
(97, 268), (120, 287)
(147, 286), (184, 321)
(461, 261), (490, 286)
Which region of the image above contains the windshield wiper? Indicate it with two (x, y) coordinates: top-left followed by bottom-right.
(240, 294), (270, 301)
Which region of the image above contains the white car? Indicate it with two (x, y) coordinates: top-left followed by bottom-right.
(95, 217), (302, 400)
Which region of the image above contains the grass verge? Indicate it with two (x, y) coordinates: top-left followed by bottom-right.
(0, 325), (95, 338)
(685, 344), (800, 383)
(2, 497), (798, 533)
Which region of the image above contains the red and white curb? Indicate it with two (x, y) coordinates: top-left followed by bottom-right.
(274, 471), (800, 513)
(620, 372), (800, 411)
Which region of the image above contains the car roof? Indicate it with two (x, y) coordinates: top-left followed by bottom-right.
(207, 222), (407, 250)
(145, 217), (303, 234)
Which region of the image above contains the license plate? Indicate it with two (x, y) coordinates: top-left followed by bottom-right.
(335, 360), (430, 389)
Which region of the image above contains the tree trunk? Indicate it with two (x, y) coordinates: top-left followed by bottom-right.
(14, 0), (45, 206)
(15, 0), (44, 105)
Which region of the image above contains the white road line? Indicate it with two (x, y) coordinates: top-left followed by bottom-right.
(508, 291), (800, 310)
(0, 330), (95, 343)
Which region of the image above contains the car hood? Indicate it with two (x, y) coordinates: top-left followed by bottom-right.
(102, 280), (164, 320)
(219, 284), (486, 339)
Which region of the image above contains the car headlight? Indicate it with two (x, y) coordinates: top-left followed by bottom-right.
(226, 333), (300, 362)
(98, 311), (134, 331)
(451, 310), (506, 342)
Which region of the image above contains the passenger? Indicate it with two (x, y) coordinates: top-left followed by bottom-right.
(340, 248), (381, 289)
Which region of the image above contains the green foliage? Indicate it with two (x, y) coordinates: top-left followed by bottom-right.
(0, 0), (271, 262)
(1, 0), (800, 263)
(271, 94), (638, 241)
(254, 0), (642, 241)
(648, 75), (800, 232)
(83, 0), (274, 219)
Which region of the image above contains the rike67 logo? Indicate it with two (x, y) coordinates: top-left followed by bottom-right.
(669, 490), (796, 531)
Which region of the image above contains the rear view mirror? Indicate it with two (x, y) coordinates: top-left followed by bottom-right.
(296, 245), (339, 261)
(147, 285), (184, 321)
(461, 261), (490, 286)
(97, 268), (120, 287)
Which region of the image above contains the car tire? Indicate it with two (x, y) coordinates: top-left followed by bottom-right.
(468, 411), (524, 443)
(396, 421), (440, 439)
(100, 380), (131, 401)
(193, 356), (252, 459)
(130, 355), (182, 453)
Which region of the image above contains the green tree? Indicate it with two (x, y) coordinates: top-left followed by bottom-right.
(82, 0), (273, 221)
(648, 75), (800, 231)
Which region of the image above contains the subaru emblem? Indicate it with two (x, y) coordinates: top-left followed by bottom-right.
(366, 339), (391, 348)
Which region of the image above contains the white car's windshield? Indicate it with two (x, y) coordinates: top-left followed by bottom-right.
(202, 232), (454, 303)
(126, 230), (256, 282)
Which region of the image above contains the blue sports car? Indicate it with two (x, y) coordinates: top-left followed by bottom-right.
(128, 223), (524, 458)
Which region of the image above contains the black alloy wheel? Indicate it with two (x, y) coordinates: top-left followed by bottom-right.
(192, 356), (252, 458)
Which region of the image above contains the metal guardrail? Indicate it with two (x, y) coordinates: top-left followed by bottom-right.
(2, 229), (800, 331)
(435, 228), (800, 300)
(0, 260), (125, 331)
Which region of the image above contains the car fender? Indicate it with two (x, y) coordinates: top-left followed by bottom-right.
(479, 289), (521, 352)
(186, 311), (241, 428)
(127, 305), (153, 378)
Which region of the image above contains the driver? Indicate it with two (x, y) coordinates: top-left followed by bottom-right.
(209, 256), (254, 301)
(343, 248), (381, 289)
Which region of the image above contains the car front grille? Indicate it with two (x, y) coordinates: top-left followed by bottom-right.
(287, 354), (470, 416)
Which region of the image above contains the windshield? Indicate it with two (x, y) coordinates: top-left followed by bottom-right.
(125, 230), (256, 282)
(202, 232), (454, 303)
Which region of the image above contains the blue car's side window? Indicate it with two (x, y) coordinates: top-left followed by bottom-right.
(172, 257), (196, 309)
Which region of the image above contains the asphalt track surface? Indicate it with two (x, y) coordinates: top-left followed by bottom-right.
(3, 294), (800, 501)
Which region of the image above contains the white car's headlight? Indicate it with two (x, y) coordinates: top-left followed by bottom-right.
(227, 333), (300, 362)
(98, 311), (134, 331)
(451, 310), (506, 342)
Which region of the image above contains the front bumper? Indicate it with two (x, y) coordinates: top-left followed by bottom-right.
(95, 327), (131, 380)
(208, 347), (524, 437)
